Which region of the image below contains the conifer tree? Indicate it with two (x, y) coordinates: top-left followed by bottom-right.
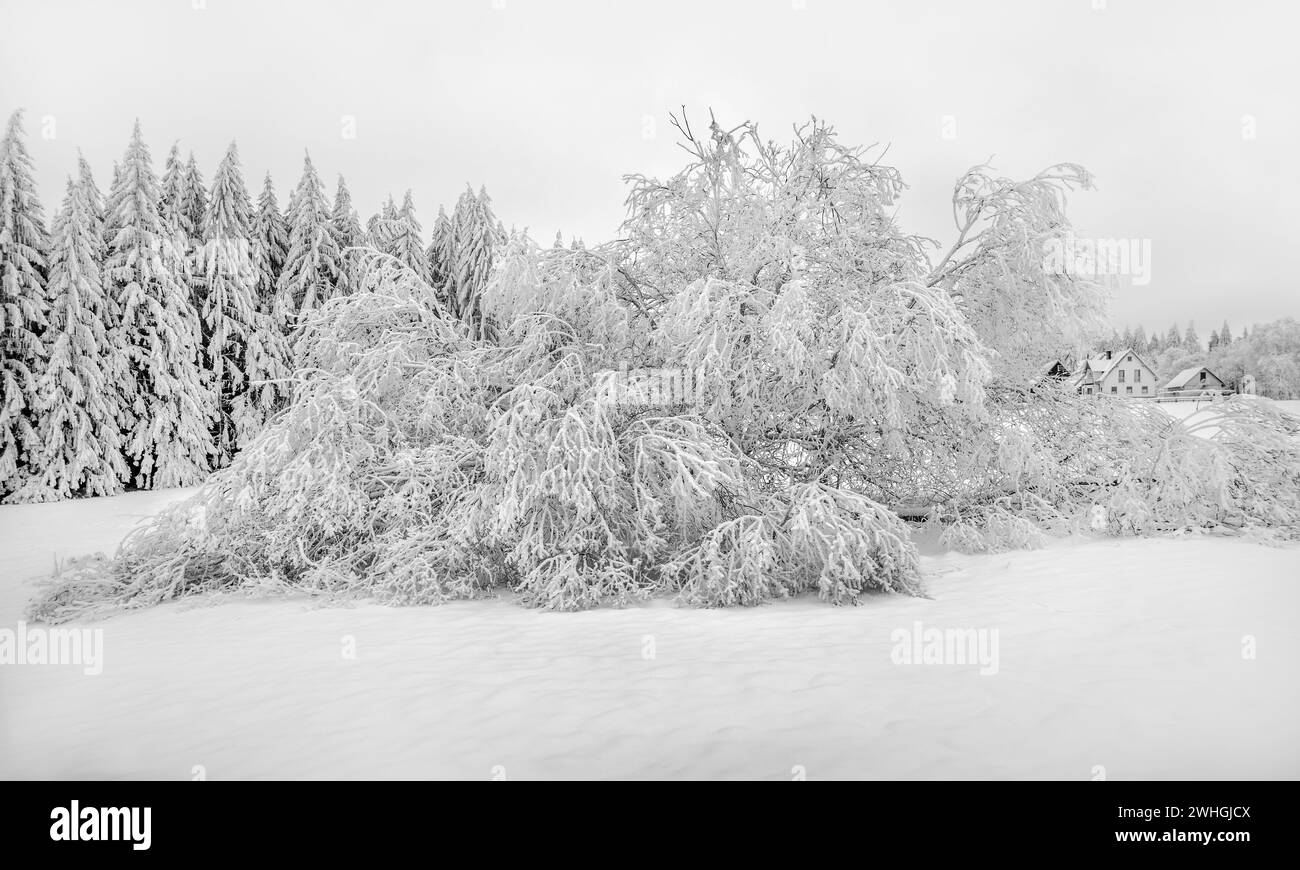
(329, 175), (364, 295)
(252, 173), (290, 325)
(393, 189), (432, 283)
(426, 203), (454, 310)
(8, 177), (128, 500)
(277, 153), (341, 320)
(180, 152), (208, 240)
(446, 185), (503, 338)
(0, 110), (49, 497)
(77, 152), (105, 235)
(105, 121), (215, 488)
(1183, 321), (1201, 351)
(1220, 319), (1233, 347)
(1132, 324), (1148, 354)
(159, 142), (188, 234)
(201, 142), (272, 462)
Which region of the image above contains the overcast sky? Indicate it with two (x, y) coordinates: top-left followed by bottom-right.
(2, 0), (1295, 335)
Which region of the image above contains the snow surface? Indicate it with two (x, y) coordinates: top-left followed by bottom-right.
(2, 487), (1297, 780)
(1156, 397), (1300, 439)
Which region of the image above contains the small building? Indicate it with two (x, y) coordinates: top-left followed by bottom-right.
(1071, 348), (1159, 398)
(1161, 366), (1229, 398)
(1031, 359), (1072, 389)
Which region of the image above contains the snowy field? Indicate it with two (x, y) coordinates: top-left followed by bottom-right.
(2, 487), (1297, 780)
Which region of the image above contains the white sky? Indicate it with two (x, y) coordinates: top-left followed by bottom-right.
(2, 0), (1295, 335)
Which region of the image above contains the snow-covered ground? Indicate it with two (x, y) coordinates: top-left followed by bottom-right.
(2, 488), (1297, 780)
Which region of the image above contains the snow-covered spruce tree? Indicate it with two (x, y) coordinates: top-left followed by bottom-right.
(392, 190), (433, 284)
(329, 175), (364, 296)
(181, 153), (208, 239)
(77, 152), (106, 237)
(278, 153), (341, 322)
(105, 121), (215, 488)
(252, 172), (290, 324)
(425, 203), (452, 306)
(27, 114), (1300, 623)
(445, 185), (503, 339)
(246, 173), (294, 424)
(159, 143), (188, 234)
(6, 177), (128, 501)
(0, 109), (49, 498)
(201, 142), (284, 461)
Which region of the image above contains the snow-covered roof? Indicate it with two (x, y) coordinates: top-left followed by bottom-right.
(1165, 366), (1220, 390)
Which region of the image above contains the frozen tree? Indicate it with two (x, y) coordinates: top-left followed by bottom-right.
(180, 153), (208, 240)
(31, 114), (1300, 622)
(252, 172), (290, 324)
(159, 143), (188, 234)
(1132, 324), (1148, 354)
(392, 190), (433, 283)
(446, 185), (504, 339)
(1208, 328), (1221, 352)
(0, 110), (49, 497)
(201, 141), (284, 461)
(329, 175), (364, 295)
(278, 152), (341, 320)
(105, 120), (215, 488)
(77, 152), (106, 236)
(1220, 319), (1233, 347)
(425, 203), (454, 307)
(1183, 321), (1201, 351)
(7, 177), (128, 501)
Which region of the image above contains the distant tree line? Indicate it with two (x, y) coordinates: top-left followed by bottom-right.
(1093, 318), (1300, 399)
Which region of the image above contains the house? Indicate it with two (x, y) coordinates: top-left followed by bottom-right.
(1071, 348), (1159, 398)
(1161, 366), (1229, 398)
(1030, 359), (1072, 389)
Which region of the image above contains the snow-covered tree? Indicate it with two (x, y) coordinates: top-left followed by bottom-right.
(159, 143), (188, 234)
(425, 203), (454, 307)
(252, 172), (290, 324)
(0, 110), (49, 498)
(1183, 321), (1201, 351)
(180, 153), (208, 240)
(392, 190), (433, 283)
(1219, 319), (1233, 347)
(201, 141), (282, 461)
(31, 114), (1300, 623)
(7, 177), (128, 501)
(1165, 323), (1181, 349)
(278, 153), (341, 320)
(77, 152), (106, 236)
(329, 175), (364, 295)
(445, 185), (504, 339)
(1132, 324), (1148, 354)
(105, 120), (215, 488)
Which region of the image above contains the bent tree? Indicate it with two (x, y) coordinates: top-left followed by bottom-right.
(31, 114), (1300, 622)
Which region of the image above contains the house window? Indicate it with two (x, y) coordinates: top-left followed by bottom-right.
(1086, 387), (1093, 394)
(1134, 369), (1141, 382)
(1111, 386), (1117, 393)
(1126, 386), (1133, 394)
(1142, 386), (1149, 394)
(1126, 355), (1132, 362)
(1200, 371), (1206, 381)
(1118, 370), (1126, 383)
